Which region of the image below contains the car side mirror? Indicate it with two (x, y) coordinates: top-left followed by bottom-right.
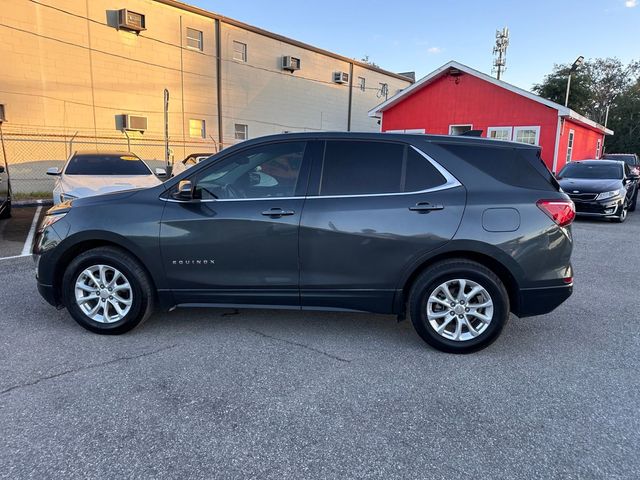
(173, 180), (193, 200)
(155, 168), (167, 177)
(46, 167), (61, 176)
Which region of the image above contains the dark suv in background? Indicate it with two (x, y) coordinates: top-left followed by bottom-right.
(602, 153), (640, 177)
(0, 153), (11, 219)
(33, 133), (574, 353)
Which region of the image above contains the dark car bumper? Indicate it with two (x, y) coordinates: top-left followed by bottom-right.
(572, 197), (624, 217)
(515, 283), (573, 318)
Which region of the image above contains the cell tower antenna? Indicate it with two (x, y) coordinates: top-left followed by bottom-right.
(492, 27), (509, 80)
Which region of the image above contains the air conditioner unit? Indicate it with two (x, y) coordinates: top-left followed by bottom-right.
(282, 56), (301, 72)
(118, 9), (146, 32)
(333, 71), (349, 84)
(122, 114), (147, 132)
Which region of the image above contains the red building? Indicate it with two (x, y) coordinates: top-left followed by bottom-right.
(369, 61), (613, 173)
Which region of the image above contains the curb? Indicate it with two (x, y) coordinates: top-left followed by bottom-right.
(14, 199), (53, 208)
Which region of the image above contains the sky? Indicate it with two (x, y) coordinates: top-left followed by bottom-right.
(189, 0), (639, 90)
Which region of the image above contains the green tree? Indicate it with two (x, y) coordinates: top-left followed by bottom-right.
(605, 80), (640, 156)
(532, 64), (592, 114)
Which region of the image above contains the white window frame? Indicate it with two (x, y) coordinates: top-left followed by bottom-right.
(232, 41), (247, 62)
(188, 119), (206, 139)
(234, 123), (248, 140)
(357, 76), (366, 92)
(448, 124), (473, 135)
(513, 126), (541, 146)
(385, 129), (426, 134)
(487, 126), (513, 141)
(596, 139), (602, 159)
(566, 129), (575, 163)
(186, 27), (203, 51)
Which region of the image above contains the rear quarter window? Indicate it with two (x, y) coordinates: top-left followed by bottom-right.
(438, 144), (558, 191)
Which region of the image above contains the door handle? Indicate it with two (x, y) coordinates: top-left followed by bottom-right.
(409, 202), (444, 213)
(261, 208), (295, 217)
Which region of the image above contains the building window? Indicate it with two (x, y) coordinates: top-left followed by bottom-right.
(233, 41), (247, 62)
(358, 77), (366, 92)
(186, 28), (203, 51)
(449, 124), (472, 135)
(596, 139), (602, 159)
(189, 119), (206, 138)
(487, 127), (512, 141)
(235, 123), (248, 140)
(513, 126), (540, 145)
(566, 130), (575, 162)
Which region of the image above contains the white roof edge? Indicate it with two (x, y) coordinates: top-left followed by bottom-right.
(368, 60), (612, 135)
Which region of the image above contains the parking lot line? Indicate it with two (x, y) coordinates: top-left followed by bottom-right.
(20, 206), (42, 257)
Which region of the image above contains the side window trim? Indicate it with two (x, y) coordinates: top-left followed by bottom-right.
(310, 142), (460, 199)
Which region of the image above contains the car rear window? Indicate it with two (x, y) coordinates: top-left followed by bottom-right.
(438, 144), (559, 191)
(320, 141), (446, 196)
(65, 154), (151, 175)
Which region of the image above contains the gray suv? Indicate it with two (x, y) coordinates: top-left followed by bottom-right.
(33, 133), (574, 353)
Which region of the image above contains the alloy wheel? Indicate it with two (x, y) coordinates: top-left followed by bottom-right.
(74, 264), (133, 323)
(426, 279), (494, 342)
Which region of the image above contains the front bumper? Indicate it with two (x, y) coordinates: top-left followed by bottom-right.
(572, 196), (623, 217)
(516, 283), (573, 318)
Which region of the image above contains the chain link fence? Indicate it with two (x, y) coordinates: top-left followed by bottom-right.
(0, 125), (221, 198)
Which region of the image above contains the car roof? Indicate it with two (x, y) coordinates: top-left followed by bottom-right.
(566, 159), (623, 166)
(239, 131), (539, 150)
(72, 150), (139, 157)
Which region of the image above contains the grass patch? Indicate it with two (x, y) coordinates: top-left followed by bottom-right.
(12, 191), (52, 201)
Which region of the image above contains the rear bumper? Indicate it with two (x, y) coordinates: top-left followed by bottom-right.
(515, 284), (573, 318)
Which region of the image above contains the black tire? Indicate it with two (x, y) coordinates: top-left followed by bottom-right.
(0, 199), (10, 219)
(628, 190), (637, 212)
(62, 246), (154, 334)
(408, 259), (510, 353)
(613, 203), (627, 223)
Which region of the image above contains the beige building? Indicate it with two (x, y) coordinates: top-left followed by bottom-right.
(0, 0), (412, 193)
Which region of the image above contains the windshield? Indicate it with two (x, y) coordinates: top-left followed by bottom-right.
(559, 163), (622, 180)
(65, 154), (151, 176)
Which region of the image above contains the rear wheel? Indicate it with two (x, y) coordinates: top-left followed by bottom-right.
(62, 247), (154, 334)
(408, 259), (510, 353)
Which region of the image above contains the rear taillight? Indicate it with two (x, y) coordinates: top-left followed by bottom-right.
(537, 199), (575, 227)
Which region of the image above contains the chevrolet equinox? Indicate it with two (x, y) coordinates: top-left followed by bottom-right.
(34, 133), (574, 353)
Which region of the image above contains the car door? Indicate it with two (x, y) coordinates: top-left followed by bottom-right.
(299, 139), (466, 313)
(160, 140), (312, 306)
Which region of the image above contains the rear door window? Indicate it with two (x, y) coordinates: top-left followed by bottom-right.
(319, 141), (446, 196)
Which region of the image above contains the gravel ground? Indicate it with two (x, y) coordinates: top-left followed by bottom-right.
(0, 214), (638, 479)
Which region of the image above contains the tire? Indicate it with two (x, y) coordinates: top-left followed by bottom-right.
(408, 259), (510, 353)
(62, 246), (154, 334)
(628, 190), (637, 212)
(613, 203), (627, 223)
(0, 199), (10, 219)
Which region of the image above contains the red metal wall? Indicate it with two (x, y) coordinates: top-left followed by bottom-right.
(381, 72), (560, 169)
(555, 119), (605, 172)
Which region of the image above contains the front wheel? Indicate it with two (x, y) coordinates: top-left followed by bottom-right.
(408, 259), (510, 353)
(613, 203), (627, 223)
(62, 247), (155, 334)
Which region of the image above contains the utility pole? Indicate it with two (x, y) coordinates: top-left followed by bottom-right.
(492, 27), (509, 80)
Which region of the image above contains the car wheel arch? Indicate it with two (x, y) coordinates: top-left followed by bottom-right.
(396, 246), (521, 317)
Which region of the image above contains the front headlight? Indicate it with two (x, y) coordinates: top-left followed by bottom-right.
(60, 193), (77, 203)
(38, 212), (67, 232)
(596, 189), (622, 201)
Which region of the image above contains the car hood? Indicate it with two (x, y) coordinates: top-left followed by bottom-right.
(60, 175), (161, 198)
(558, 178), (622, 193)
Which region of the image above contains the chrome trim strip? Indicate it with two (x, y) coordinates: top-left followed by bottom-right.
(161, 145), (461, 203)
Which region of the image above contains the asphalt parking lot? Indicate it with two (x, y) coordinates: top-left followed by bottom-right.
(0, 208), (638, 479)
